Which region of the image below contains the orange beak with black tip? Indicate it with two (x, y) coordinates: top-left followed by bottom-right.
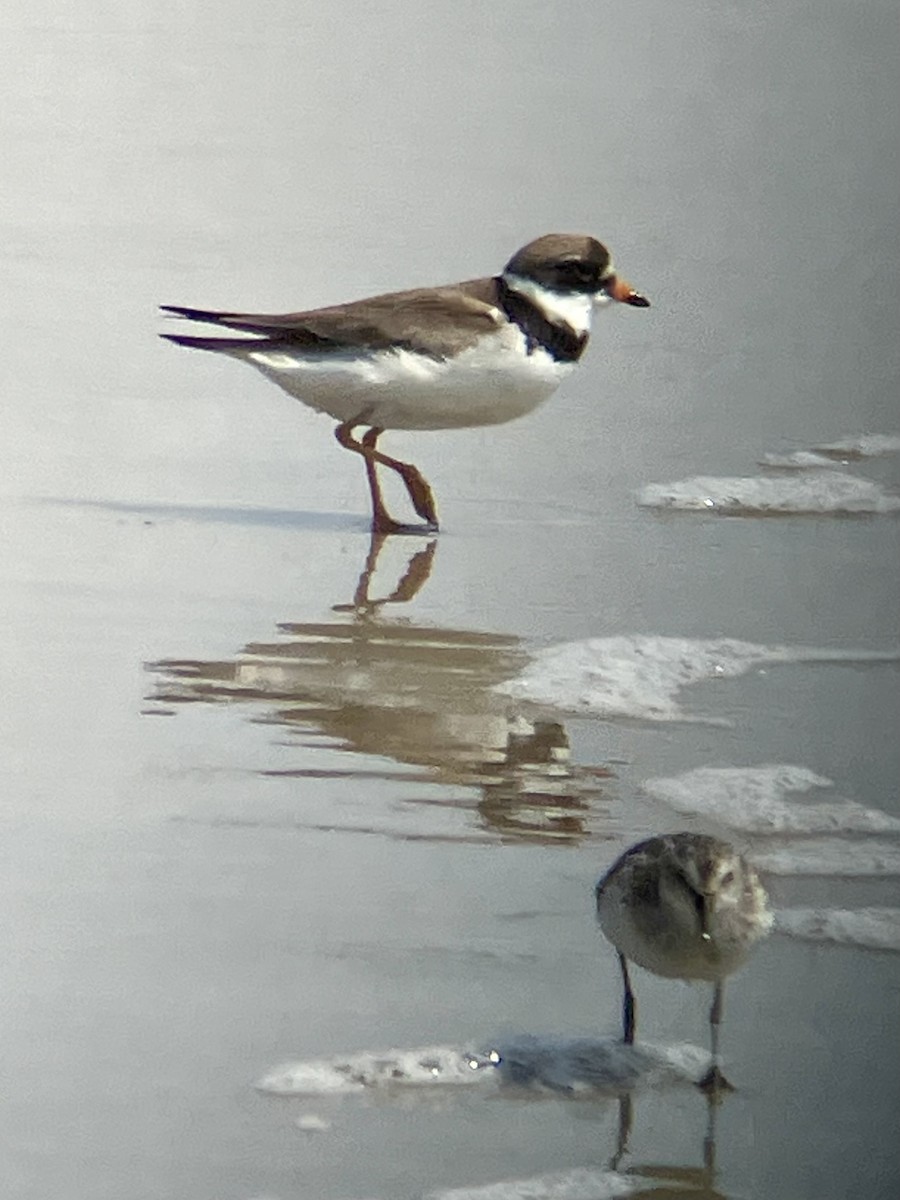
(605, 274), (651, 308)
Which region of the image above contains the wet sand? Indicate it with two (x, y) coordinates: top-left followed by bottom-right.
(2, 3), (899, 1198)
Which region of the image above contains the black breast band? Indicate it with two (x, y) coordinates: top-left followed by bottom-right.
(497, 278), (589, 363)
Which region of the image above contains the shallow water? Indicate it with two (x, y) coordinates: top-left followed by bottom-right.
(2, 2), (899, 1198)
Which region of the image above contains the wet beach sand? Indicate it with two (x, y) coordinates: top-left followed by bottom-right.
(2, 3), (899, 1198)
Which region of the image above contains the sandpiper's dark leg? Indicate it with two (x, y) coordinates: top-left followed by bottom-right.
(609, 1092), (634, 1171)
(697, 982), (734, 1095)
(362, 427), (439, 529)
(702, 1086), (719, 1177)
(618, 952), (636, 1045)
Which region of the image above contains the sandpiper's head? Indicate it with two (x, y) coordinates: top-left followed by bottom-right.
(667, 834), (767, 943)
(504, 234), (650, 309)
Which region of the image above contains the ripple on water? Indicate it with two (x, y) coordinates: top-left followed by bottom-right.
(760, 432), (900, 468)
(758, 450), (841, 469)
(811, 433), (900, 460)
(496, 636), (900, 723)
(256, 1036), (709, 1099)
(753, 839), (900, 877)
(775, 907), (900, 953)
(424, 1167), (640, 1199)
(643, 764), (900, 836)
(637, 470), (900, 515)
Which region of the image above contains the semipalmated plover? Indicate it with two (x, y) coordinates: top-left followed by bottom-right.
(161, 234), (649, 533)
(595, 833), (772, 1093)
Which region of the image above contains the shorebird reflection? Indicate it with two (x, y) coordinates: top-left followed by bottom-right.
(331, 531), (438, 616)
(611, 1091), (725, 1199)
(147, 533), (613, 844)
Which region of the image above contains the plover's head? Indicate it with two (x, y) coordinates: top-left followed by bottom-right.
(504, 234), (650, 310)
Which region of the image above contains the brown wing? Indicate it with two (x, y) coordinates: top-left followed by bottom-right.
(161, 277), (504, 360)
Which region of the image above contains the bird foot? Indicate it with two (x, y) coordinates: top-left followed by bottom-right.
(697, 1065), (735, 1097)
(371, 515), (440, 537)
(391, 465), (438, 525)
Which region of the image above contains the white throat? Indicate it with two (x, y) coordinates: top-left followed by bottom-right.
(502, 273), (595, 335)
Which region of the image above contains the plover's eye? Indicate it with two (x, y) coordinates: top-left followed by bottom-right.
(721, 870), (735, 887)
(552, 259), (597, 290)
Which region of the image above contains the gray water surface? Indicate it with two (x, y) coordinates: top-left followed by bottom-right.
(2, 2), (899, 1198)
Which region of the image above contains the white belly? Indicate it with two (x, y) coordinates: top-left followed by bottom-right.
(240, 326), (574, 431)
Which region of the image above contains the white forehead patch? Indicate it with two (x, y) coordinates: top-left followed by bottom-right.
(503, 273), (595, 335)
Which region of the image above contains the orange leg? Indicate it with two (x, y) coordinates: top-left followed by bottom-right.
(334, 421), (439, 534)
(361, 428), (439, 527)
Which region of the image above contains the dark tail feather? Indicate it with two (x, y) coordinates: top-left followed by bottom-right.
(160, 304), (233, 324)
(160, 332), (260, 354)
(160, 304), (286, 336)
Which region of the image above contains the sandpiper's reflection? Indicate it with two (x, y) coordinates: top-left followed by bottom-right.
(147, 533), (614, 844)
(611, 1092), (726, 1199)
(485, 1035), (729, 1197)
